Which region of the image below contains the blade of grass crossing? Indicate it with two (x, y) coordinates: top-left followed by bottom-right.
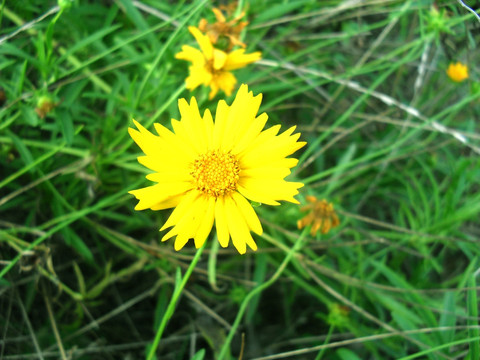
(398, 336), (480, 360)
(245, 252), (268, 323)
(208, 237), (220, 291)
(0, 139), (66, 190)
(146, 242), (206, 360)
(467, 264), (480, 360)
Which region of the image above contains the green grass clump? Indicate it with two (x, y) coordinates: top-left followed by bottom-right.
(1, 1), (480, 359)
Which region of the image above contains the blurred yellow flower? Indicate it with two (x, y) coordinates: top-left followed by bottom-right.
(297, 196), (340, 235)
(129, 85), (306, 254)
(199, 7), (248, 50)
(446, 62), (469, 82)
(175, 26), (261, 99)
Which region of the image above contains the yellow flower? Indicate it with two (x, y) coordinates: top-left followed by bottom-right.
(199, 7), (249, 50)
(297, 196), (340, 236)
(129, 85), (306, 254)
(175, 26), (261, 99)
(446, 62), (469, 82)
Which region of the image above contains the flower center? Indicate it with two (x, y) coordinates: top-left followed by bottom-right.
(205, 59), (220, 76)
(190, 150), (240, 197)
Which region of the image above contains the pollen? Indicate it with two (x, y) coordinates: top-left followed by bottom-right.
(190, 150), (240, 197)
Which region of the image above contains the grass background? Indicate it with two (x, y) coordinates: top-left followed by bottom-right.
(1, 0), (480, 359)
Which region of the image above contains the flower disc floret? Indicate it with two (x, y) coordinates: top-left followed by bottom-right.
(191, 150), (240, 197)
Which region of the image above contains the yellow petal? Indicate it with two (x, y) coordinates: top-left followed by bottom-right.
(175, 45), (205, 65)
(153, 122), (197, 160)
(171, 119), (202, 155)
(238, 178), (303, 204)
(185, 65), (212, 90)
(213, 48), (227, 70)
(189, 26), (213, 60)
(223, 49), (261, 70)
(240, 166), (291, 180)
(129, 182), (192, 210)
(193, 196), (216, 248)
(240, 126), (306, 166)
(212, 100), (230, 150)
(208, 83), (219, 100)
(140, 157), (190, 178)
(212, 7), (226, 22)
(216, 84), (252, 151)
(237, 124), (281, 160)
(212, 85), (253, 150)
(232, 192), (263, 235)
(162, 193), (206, 242)
(186, 195), (211, 240)
(267, 157), (299, 169)
(129, 119), (163, 157)
(224, 196), (257, 254)
(215, 71), (236, 97)
(145, 169), (191, 183)
(214, 196), (230, 247)
(311, 220), (322, 236)
(150, 195), (183, 211)
(161, 190), (199, 231)
(236, 184), (280, 206)
(202, 109), (214, 150)
(232, 112), (268, 155)
(174, 233), (191, 251)
(178, 97), (208, 153)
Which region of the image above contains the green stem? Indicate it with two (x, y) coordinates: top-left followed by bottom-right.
(208, 236), (220, 291)
(217, 229), (308, 360)
(468, 265), (480, 360)
(315, 325), (335, 360)
(146, 243), (206, 360)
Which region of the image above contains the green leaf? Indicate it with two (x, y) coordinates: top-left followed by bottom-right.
(246, 252), (268, 323)
(63, 228), (94, 263)
(73, 262), (86, 296)
(467, 268), (479, 360)
(191, 349), (206, 360)
(336, 348), (363, 360)
(56, 108), (74, 144)
(21, 105), (39, 127)
(253, 0), (311, 23)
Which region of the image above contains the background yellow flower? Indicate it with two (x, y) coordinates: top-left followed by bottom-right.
(446, 62), (469, 82)
(175, 26), (261, 99)
(198, 7), (248, 50)
(297, 196), (340, 235)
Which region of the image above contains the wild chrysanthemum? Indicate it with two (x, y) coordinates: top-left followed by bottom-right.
(199, 7), (248, 50)
(446, 62), (469, 82)
(175, 26), (261, 99)
(297, 196), (340, 235)
(129, 85), (306, 254)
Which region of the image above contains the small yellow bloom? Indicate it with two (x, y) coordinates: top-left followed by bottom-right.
(446, 62), (469, 82)
(175, 26), (261, 99)
(199, 7), (249, 50)
(297, 196), (340, 236)
(129, 85), (306, 254)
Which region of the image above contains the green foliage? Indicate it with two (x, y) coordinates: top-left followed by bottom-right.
(1, 0), (480, 359)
